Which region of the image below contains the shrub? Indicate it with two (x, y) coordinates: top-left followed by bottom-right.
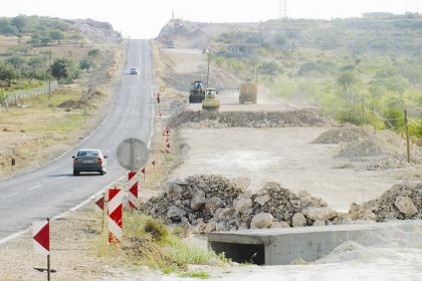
(144, 218), (168, 242)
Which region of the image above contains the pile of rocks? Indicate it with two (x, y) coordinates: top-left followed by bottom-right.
(349, 182), (422, 221)
(141, 175), (342, 233)
(168, 109), (328, 129)
(312, 125), (369, 144)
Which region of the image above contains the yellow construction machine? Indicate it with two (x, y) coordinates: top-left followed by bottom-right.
(202, 88), (220, 111)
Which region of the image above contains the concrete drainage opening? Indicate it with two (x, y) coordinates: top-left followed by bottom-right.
(209, 241), (265, 265)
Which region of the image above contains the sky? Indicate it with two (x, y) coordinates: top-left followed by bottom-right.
(2, 0), (422, 38)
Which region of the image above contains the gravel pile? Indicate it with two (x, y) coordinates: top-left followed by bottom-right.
(349, 182), (422, 221)
(337, 136), (399, 158)
(168, 109), (328, 129)
(141, 175), (342, 233)
(312, 125), (369, 144)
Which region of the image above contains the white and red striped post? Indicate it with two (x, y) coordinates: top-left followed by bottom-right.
(108, 188), (123, 243)
(127, 171), (138, 209)
(33, 218), (51, 280)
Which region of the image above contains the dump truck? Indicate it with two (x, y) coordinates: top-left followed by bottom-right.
(239, 82), (258, 104)
(202, 88), (220, 111)
(189, 80), (206, 103)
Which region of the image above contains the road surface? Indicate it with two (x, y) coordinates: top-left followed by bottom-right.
(0, 39), (153, 241)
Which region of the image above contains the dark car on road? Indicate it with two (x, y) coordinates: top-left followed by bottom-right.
(129, 67), (139, 75)
(72, 149), (107, 176)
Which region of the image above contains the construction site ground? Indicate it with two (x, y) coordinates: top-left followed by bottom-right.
(0, 45), (421, 280)
(159, 47), (422, 280)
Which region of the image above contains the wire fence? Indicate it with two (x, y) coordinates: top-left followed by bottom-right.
(4, 81), (58, 106)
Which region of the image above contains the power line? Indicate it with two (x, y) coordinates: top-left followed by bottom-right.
(279, 0), (287, 19)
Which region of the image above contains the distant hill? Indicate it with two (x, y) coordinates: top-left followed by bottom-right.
(0, 15), (122, 46)
(157, 13), (422, 54)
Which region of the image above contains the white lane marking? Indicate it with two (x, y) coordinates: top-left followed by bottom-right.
(0, 229), (27, 245)
(29, 184), (42, 191)
(56, 177), (65, 181)
(0, 175), (125, 246)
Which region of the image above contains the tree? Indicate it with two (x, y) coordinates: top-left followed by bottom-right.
(0, 62), (20, 87)
(337, 71), (357, 93)
(49, 30), (65, 45)
(88, 48), (100, 58)
(11, 15), (27, 33)
(6, 56), (25, 69)
(79, 59), (93, 71)
(258, 62), (280, 75)
(69, 33), (84, 46)
(51, 59), (80, 83)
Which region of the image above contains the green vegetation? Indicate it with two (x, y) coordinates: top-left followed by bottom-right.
(51, 58), (80, 83)
(97, 213), (228, 274)
(214, 13), (422, 140)
(178, 271), (210, 279)
(0, 15), (72, 46)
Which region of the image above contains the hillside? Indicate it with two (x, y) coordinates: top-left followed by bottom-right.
(0, 15), (124, 178)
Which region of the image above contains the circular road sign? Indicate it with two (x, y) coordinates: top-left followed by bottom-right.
(116, 138), (149, 171)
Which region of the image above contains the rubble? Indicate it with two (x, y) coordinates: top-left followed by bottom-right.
(168, 109), (328, 129)
(141, 175), (334, 233)
(349, 182), (422, 221)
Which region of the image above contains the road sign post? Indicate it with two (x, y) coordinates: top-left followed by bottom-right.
(33, 218), (54, 280)
(108, 188), (123, 243)
(95, 193), (106, 232)
(127, 172), (139, 209)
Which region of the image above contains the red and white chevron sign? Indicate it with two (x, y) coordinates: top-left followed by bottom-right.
(33, 219), (49, 255)
(108, 188), (123, 243)
(127, 171), (138, 209)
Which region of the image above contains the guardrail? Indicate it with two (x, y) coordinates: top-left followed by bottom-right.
(4, 81), (58, 106)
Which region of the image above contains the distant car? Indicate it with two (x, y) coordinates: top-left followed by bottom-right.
(72, 149), (107, 176)
(129, 68), (139, 75)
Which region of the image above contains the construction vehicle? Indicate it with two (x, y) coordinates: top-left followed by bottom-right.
(189, 80), (206, 103)
(239, 82), (258, 104)
(202, 88), (220, 111)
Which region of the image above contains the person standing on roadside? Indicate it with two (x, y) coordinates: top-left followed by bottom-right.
(157, 92), (161, 103)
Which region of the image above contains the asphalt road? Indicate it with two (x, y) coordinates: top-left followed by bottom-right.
(0, 39), (154, 241)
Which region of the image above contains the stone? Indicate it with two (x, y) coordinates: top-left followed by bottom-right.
(250, 213), (273, 229)
(361, 209), (377, 221)
(255, 194), (270, 206)
(234, 197), (252, 214)
(292, 212), (307, 227)
(214, 208), (231, 220)
(191, 190), (206, 210)
(301, 207), (336, 221)
(313, 220), (326, 226)
(166, 184), (182, 201)
(205, 196), (222, 213)
(166, 206), (186, 222)
(395, 196), (418, 218)
(231, 177), (251, 192)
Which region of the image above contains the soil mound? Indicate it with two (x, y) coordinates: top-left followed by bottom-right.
(313, 125), (368, 144)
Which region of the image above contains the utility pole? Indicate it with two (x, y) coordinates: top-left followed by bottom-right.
(206, 50), (211, 86)
(404, 110), (410, 163)
(48, 49), (52, 100)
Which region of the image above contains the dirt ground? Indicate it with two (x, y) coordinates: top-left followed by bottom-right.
(171, 127), (404, 211)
